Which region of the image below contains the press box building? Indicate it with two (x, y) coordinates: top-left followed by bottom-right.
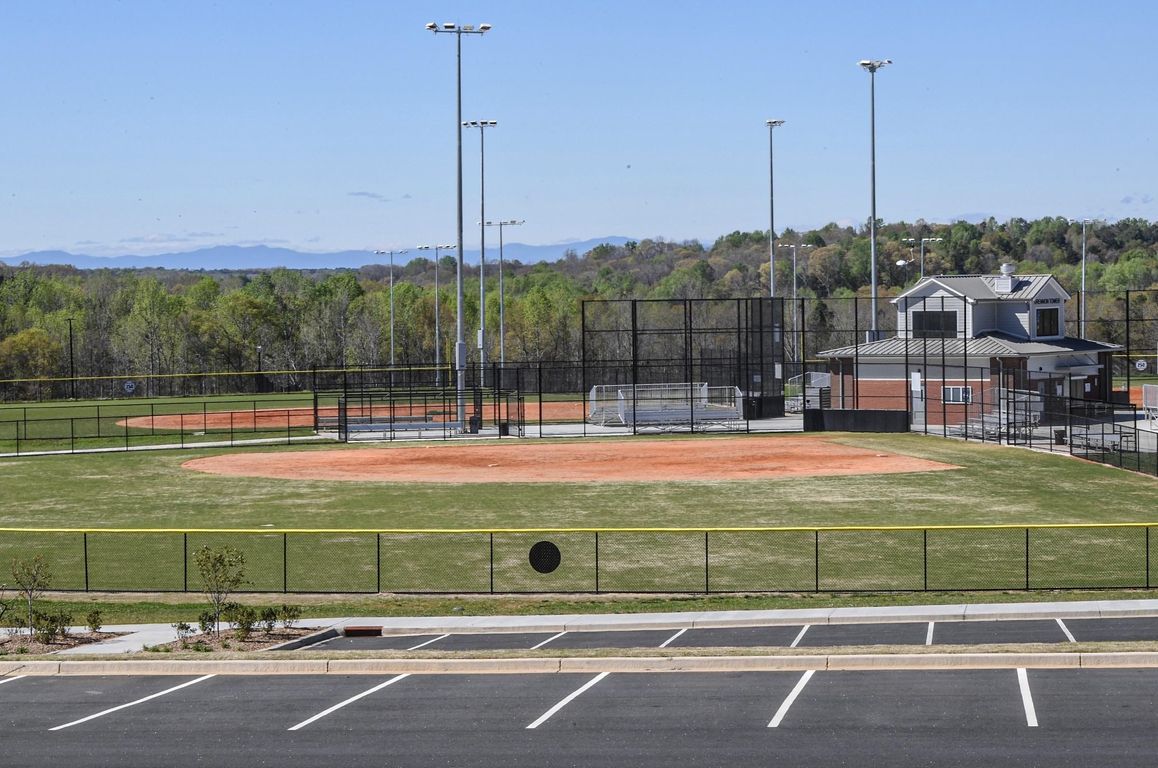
(819, 266), (1121, 423)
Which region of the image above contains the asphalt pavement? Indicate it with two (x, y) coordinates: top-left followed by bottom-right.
(4, 669), (1158, 766)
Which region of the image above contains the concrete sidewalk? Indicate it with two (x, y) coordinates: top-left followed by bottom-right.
(51, 597), (1158, 654)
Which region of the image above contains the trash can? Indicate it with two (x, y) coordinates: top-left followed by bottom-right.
(468, 415), (481, 434)
(498, 422), (510, 437)
(1054, 428), (1066, 446)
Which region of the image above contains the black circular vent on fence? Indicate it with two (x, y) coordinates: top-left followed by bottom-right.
(529, 541), (562, 574)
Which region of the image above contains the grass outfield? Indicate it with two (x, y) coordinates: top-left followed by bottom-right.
(0, 392), (317, 453)
(3, 433), (1157, 595)
(0, 432), (1155, 530)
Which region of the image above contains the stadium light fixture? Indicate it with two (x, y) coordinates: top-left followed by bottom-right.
(426, 19), (492, 422)
(374, 249), (409, 371)
(765, 119), (785, 300)
(484, 219), (524, 367)
(859, 58), (891, 340)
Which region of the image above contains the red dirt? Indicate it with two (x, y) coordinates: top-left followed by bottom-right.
(119, 401), (586, 431)
(181, 435), (959, 484)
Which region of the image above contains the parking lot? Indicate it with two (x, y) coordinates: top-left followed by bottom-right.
(310, 616), (1158, 652)
(3, 668), (1158, 766)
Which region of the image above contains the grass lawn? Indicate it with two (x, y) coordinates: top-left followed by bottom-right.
(0, 432), (1155, 530)
(0, 392), (316, 453)
(2, 432), (1158, 595)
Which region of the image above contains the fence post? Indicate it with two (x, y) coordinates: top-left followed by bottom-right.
(183, 533), (188, 592)
(489, 533), (495, 594)
(814, 530), (820, 592)
(1025, 528), (1030, 590)
(1147, 526), (1151, 590)
(594, 531), (600, 594)
(704, 531), (709, 594)
(283, 533), (288, 593)
(923, 529), (928, 591)
(70, 418), (75, 454)
(376, 534), (381, 594)
(83, 532), (89, 591)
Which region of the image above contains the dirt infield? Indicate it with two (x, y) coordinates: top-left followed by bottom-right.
(119, 401), (586, 431)
(181, 435), (959, 483)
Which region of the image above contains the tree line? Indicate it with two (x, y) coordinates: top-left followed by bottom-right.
(3, 215), (1158, 386)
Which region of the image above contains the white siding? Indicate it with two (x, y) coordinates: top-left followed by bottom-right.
(970, 302), (995, 336)
(992, 302), (1030, 338)
(899, 291), (967, 338)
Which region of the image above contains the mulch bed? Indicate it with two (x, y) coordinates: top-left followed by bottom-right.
(147, 626), (317, 654)
(0, 631), (126, 656)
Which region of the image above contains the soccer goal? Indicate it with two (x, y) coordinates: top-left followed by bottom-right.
(587, 382), (744, 429)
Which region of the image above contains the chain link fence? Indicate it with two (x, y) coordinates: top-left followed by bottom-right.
(1, 526), (1154, 595)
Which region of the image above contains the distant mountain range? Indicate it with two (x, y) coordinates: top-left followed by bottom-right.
(0, 236), (635, 271)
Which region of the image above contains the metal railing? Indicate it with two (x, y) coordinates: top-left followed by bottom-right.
(2, 524), (1154, 595)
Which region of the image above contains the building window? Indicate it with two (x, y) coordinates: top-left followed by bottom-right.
(1036, 307), (1059, 337)
(942, 386), (973, 404)
(913, 311), (958, 339)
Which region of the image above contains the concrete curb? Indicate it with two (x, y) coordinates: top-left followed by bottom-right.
(5, 653), (1158, 676)
(362, 598), (1158, 636)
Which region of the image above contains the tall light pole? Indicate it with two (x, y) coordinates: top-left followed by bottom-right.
(418, 244), (456, 385)
(485, 219), (524, 368)
(1067, 218), (1104, 339)
(920, 237), (942, 279)
(374, 249), (408, 372)
(464, 120), (497, 381)
(66, 317), (75, 399)
(778, 243), (814, 363)
(426, 21), (491, 422)
(766, 119), (785, 299)
(859, 59), (891, 340)
(256, 345), (263, 394)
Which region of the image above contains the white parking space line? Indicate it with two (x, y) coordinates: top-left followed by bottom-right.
(0, 675), (27, 687)
(1017, 668), (1038, 727)
(926, 622), (935, 646)
(407, 634), (449, 651)
(529, 631), (567, 650)
(768, 670), (816, 728)
(658, 628), (687, 648)
(526, 672), (609, 730)
(288, 674), (411, 731)
(1056, 618), (1076, 643)
(50, 675), (216, 731)
(789, 625), (809, 648)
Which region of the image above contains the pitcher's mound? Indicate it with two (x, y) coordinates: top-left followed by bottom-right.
(182, 436), (958, 483)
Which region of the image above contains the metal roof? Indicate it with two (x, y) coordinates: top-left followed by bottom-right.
(892, 274), (1066, 303)
(819, 332), (1121, 359)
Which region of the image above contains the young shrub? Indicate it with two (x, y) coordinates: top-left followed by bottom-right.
(55, 609), (73, 641)
(31, 610), (56, 644)
(259, 607), (278, 635)
(85, 609), (103, 634)
(193, 546), (246, 636)
(29, 609), (69, 644)
(197, 610), (215, 636)
(0, 583), (17, 629)
(172, 622), (195, 646)
(231, 606), (257, 642)
(11, 555), (52, 635)
(278, 604), (302, 629)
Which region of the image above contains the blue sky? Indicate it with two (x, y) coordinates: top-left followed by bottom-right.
(0, 0), (1154, 259)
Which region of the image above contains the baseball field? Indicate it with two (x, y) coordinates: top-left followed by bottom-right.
(1, 431), (1155, 529)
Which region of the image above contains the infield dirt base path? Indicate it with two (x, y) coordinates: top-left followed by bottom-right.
(182, 435), (959, 483)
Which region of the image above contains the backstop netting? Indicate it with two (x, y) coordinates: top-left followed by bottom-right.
(588, 382), (743, 428)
